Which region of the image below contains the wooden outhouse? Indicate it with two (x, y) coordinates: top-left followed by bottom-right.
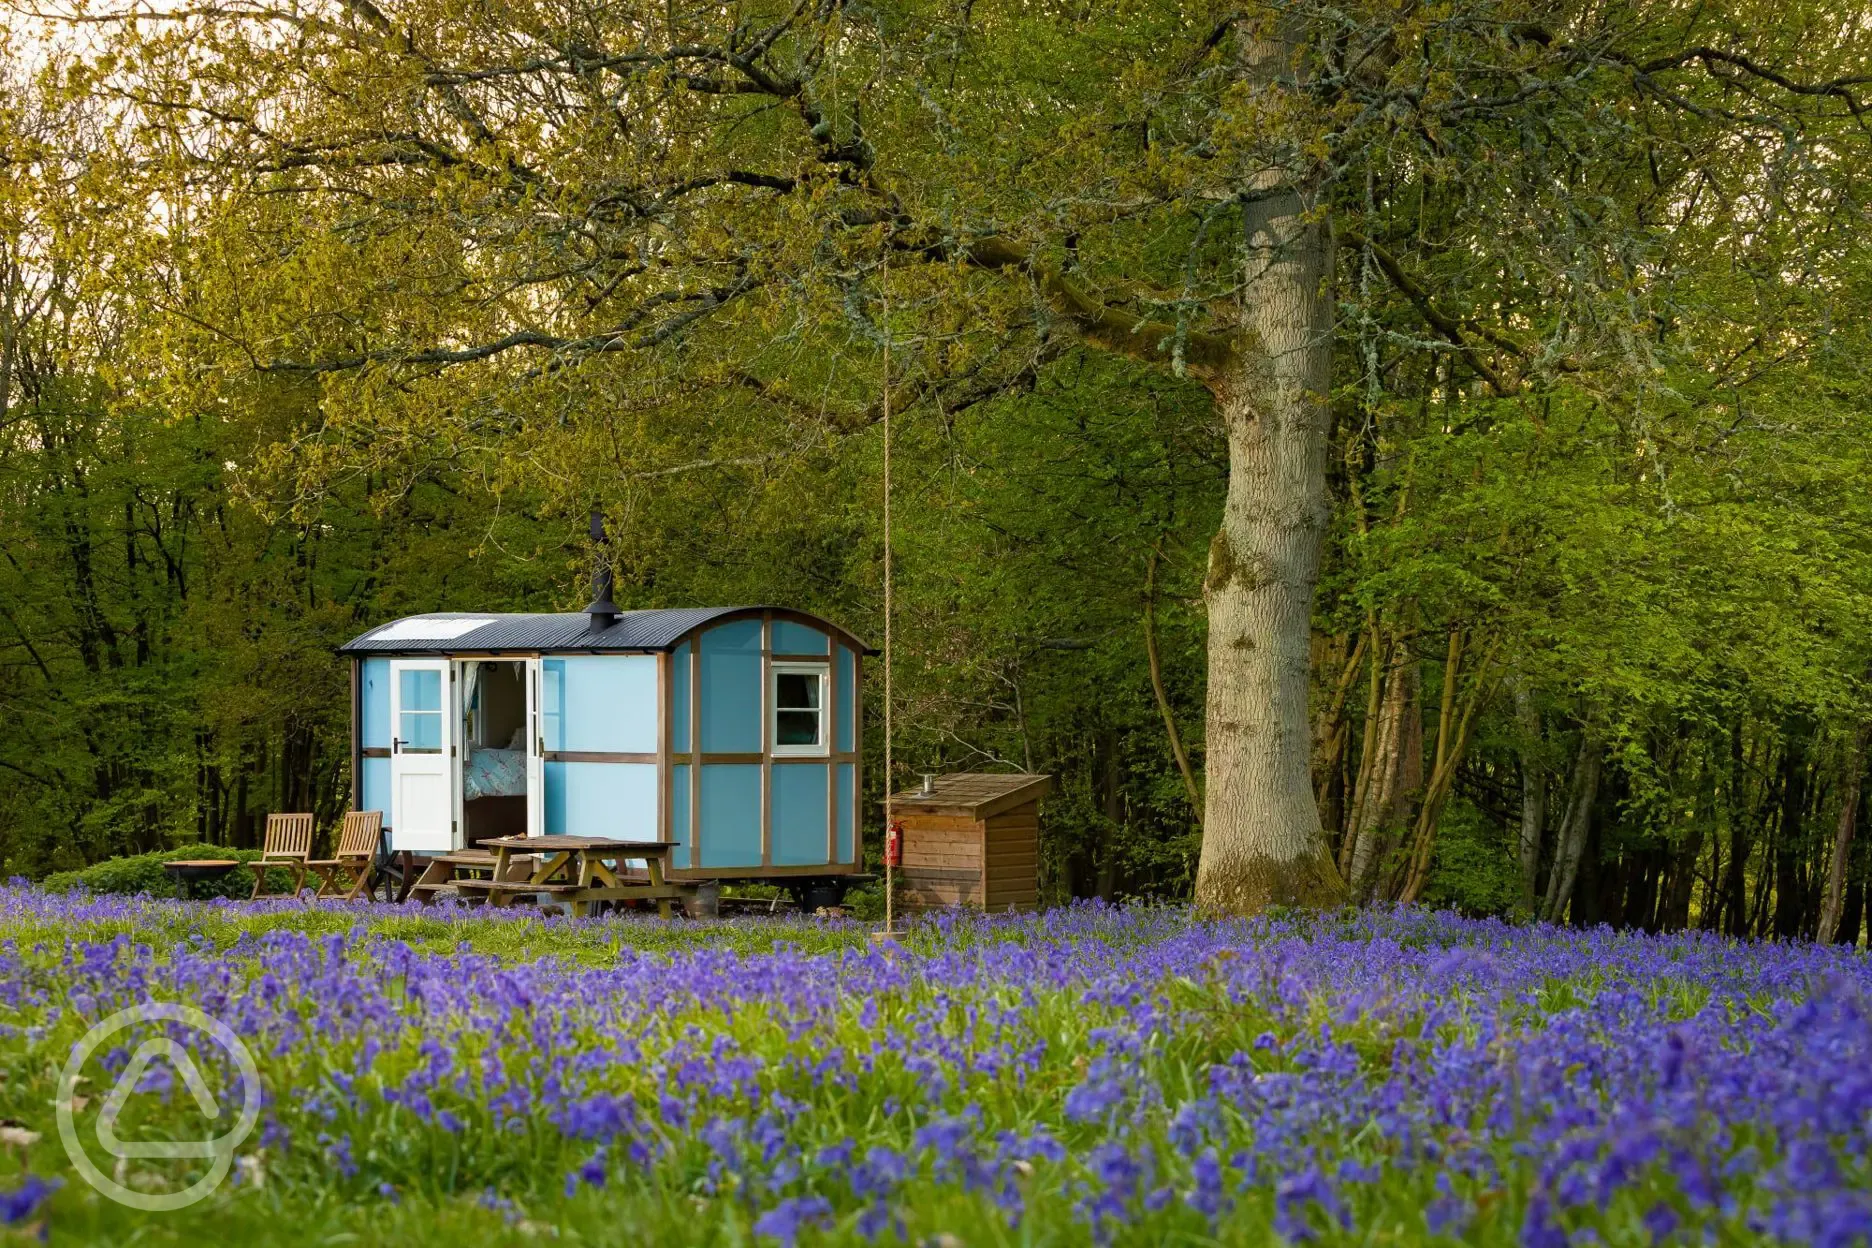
(887, 773), (1051, 911)
(339, 605), (871, 887)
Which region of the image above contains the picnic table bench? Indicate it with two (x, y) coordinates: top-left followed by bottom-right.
(407, 849), (514, 902)
(414, 837), (695, 919)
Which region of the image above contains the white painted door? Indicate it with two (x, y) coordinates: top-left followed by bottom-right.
(390, 659), (454, 852)
(524, 658), (544, 838)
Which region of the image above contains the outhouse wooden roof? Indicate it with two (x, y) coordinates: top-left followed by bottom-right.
(339, 607), (875, 656)
(886, 773), (1053, 820)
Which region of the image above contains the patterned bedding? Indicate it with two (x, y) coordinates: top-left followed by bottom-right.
(464, 747), (527, 800)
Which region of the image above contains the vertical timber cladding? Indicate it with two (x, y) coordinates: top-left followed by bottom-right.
(887, 774), (1053, 911)
(688, 639), (700, 870)
(349, 657), (361, 814)
(357, 657), (393, 834)
(761, 611), (771, 868)
(658, 649), (672, 851)
(676, 609), (860, 878)
(769, 613), (832, 867)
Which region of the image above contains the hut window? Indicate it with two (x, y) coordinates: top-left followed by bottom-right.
(771, 664), (828, 755)
(396, 668), (444, 752)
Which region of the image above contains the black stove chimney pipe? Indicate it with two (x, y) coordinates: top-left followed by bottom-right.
(584, 509), (619, 632)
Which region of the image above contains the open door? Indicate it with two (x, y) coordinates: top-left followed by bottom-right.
(390, 658), (455, 852)
(524, 657), (544, 838)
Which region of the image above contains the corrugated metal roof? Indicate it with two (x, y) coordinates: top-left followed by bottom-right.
(339, 607), (873, 655)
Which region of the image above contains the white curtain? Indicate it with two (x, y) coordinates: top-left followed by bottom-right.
(462, 661), (482, 746)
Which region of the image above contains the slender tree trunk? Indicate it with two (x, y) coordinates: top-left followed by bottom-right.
(1144, 542), (1203, 829)
(1514, 679), (1546, 913)
(1338, 619), (1386, 880)
(1346, 637), (1421, 898)
(1660, 819), (1703, 932)
(1721, 721), (1755, 938)
(1396, 629), (1496, 904)
(1773, 716), (1811, 940)
(1097, 729), (1121, 902)
(1194, 27), (1342, 911)
(1839, 831), (1866, 947)
(1312, 629), (1367, 846)
(1817, 725), (1868, 944)
(1541, 731), (1601, 923)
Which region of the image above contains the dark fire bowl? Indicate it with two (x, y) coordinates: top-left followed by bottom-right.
(162, 860), (241, 883)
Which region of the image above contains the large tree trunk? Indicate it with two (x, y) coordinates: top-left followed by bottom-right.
(1194, 27), (1341, 911)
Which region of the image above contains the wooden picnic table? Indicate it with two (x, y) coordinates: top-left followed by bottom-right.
(470, 835), (693, 919)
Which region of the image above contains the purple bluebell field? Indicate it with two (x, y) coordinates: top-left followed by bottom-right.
(0, 886), (1867, 1245)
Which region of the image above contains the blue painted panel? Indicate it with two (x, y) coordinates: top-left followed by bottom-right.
(699, 764), (762, 868)
(672, 764), (690, 862)
(672, 643), (691, 753)
(836, 647), (855, 753)
(773, 764), (829, 866)
(544, 761), (658, 839)
(542, 662), (564, 753)
(700, 620), (762, 753)
(836, 763), (855, 863)
(543, 762), (567, 835)
(771, 619), (828, 655)
(705, 617), (763, 652)
(360, 659), (391, 749)
(542, 656), (658, 753)
(360, 756), (390, 821)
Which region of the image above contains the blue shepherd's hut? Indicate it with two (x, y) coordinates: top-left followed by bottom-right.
(339, 603), (870, 884)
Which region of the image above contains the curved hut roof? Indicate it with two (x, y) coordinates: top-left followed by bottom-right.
(339, 607), (874, 656)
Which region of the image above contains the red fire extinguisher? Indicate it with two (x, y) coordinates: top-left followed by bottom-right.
(884, 820), (904, 868)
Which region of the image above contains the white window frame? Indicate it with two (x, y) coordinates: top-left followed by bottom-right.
(770, 662), (830, 757)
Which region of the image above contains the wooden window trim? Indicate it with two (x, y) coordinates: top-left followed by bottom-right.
(771, 661), (831, 758)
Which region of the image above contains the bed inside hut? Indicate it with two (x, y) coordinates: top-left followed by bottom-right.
(461, 659), (529, 844)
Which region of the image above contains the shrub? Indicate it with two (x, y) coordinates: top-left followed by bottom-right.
(41, 843), (302, 899)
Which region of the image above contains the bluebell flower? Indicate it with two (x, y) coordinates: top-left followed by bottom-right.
(0, 1176), (59, 1225)
(752, 1195), (832, 1246)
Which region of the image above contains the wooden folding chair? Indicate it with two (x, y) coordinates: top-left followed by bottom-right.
(306, 811), (384, 901)
(249, 812), (314, 900)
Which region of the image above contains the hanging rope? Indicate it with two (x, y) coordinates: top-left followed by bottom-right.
(881, 271), (896, 937)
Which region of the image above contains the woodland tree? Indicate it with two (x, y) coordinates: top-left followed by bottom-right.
(11, 0), (1872, 912)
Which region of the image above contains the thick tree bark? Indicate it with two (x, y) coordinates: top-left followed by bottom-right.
(1194, 182), (1342, 904)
